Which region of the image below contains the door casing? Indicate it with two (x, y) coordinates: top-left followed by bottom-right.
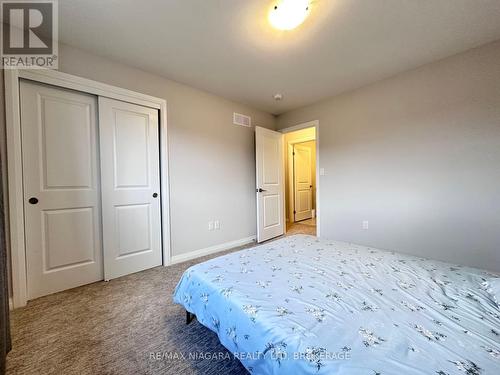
(280, 120), (320, 234)
(4, 69), (171, 308)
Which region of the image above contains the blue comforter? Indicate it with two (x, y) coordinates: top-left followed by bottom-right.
(173, 235), (500, 374)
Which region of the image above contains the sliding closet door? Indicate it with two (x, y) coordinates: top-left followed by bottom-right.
(98, 98), (162, 280)
(20, 81), (103, 299)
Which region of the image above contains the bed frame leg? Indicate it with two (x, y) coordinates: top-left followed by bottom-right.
(186, 311), (194, 325)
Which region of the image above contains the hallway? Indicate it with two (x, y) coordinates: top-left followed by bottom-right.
(286, 218), (316, 236)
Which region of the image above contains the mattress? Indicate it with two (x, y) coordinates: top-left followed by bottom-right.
(173, 235), (500, 374)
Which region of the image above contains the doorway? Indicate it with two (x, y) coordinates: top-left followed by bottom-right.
(283, 125), (317, 236)
(254, 121), (319, 243)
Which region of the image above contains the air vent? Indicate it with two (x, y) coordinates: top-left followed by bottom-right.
(233, 112), (252, 127)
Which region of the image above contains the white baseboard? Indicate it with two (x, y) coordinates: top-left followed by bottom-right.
(170, 236), (256, 265)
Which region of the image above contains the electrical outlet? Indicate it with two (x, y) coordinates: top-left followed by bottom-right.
(362, 220), (369, 230)
(208, 221), (214, 231)
(214, 220), (220, 230)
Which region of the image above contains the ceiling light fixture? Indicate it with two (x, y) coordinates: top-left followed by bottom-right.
(273, 93), (283, 101)
(269, 0), (311, 31)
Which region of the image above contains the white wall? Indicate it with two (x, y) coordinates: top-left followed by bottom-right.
(277, 40), (500, 273)
(55, 44), (276, 257)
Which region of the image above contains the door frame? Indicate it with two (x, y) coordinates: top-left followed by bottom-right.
(4, 69), (171, 308)
(287, 136), (316, 224)
(280, 120), (320, 237)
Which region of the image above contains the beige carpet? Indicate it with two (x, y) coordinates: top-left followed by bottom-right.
(286, 218), (316, 236)
(6, 245), (253, 375)
(7, 229), (315, 374)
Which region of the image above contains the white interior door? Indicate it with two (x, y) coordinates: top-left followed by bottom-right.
(20, 80), (103, 299)
(255, 126), (284, 242)
(293, 143), (313, 221)
(98, 97), (162, 280)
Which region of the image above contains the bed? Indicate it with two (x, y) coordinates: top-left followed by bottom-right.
(173, 235), (500, 374)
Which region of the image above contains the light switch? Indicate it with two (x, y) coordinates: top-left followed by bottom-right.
(362, 220), (369, 230)
(214, 220), (220, 230)
(319, 168), (325, 176)
(208, 221), (214, 231)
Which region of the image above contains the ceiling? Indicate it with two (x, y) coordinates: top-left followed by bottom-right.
(59, 0), (500, 115)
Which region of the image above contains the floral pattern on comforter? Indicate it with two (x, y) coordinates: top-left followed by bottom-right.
(173, 235), (500, 374)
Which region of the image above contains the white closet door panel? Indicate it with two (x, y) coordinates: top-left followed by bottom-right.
(20, 80), (103, 300)
(99, 97), (162, 279)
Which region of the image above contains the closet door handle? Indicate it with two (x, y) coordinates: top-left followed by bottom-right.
(152, 193), (158, 198)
